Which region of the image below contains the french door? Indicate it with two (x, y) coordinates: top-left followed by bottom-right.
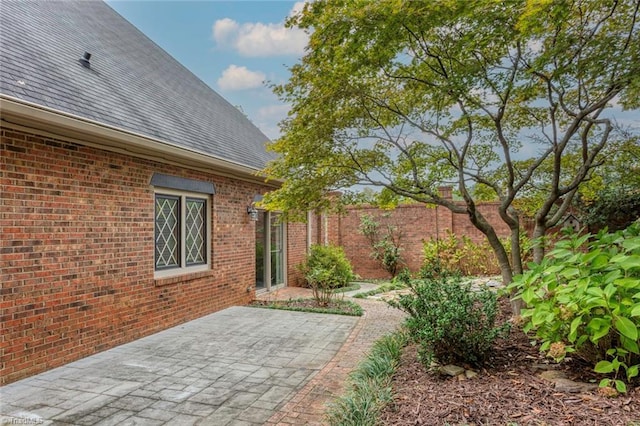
(255, 211), (285, 291)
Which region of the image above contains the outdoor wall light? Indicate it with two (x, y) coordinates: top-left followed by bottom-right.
(247, 205), (259, 221)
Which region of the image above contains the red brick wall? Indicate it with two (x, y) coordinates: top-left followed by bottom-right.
(0, 126), (282, 384)
(451, 202), (512, 244)
(326, 202), (516, 279)
(286, 221), (307, 287)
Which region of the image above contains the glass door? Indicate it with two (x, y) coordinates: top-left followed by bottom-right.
(255, 212), (285, 291)
(270, 213), (284, 287)
(255, 212), (266, 290)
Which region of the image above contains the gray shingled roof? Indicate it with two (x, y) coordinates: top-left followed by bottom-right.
(0, 0), (275, 170)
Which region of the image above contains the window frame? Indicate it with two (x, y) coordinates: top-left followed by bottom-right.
(154, 188), (211, 279)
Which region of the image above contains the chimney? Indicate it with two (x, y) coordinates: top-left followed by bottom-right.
(438, 186), (453, 200)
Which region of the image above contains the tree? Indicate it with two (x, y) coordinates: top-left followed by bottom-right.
(574, 134), (640, 231)
(358, 213), (405, 277)
(263, 0), (640, 295)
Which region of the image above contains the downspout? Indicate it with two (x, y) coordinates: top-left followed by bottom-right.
(307, 211), (312, 252)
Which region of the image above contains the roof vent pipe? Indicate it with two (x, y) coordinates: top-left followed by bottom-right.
(79, 51), (91, 68)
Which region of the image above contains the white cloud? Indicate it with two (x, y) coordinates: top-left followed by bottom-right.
(212, 18), (239, 45)
(233, 23), (307, 57)
(212, 4), (309, 57)
(217, 65), (266, 91)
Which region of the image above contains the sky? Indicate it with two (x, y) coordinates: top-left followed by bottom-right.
(106, 0), (305, 140)
(106, 0), (637, 155)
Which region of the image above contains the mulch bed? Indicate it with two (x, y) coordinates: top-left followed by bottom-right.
(248, 298), (363, 316)
(379, 299), (640, 425)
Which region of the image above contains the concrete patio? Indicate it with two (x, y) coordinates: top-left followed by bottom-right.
(1, 286), (405, 426)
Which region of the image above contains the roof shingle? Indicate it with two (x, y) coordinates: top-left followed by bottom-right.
(0, 0), (275, 170)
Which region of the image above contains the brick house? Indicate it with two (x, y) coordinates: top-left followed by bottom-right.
(0, 1), (307, 384)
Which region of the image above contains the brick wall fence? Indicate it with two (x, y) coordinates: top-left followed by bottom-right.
(1, 126), (275, 384)
(319, 191), (529, 280)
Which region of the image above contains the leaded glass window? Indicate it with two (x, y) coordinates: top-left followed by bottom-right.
(155, 195), (180, 269)
(186, 198), (206, 265)
(154, 191), (209, 273)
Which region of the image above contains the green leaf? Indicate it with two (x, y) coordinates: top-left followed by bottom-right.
(591, 254), (610, 269)
(550, 248), (573, 259)
(594, 360), (614, 374)
(583, 296), (609, 309)
(545, 264), (565, 274)
(559, 267), (580, 279)
(621, 337), (640, 354)
(603, 283), (616, 300)
(614, 277), (640, 290)
(615, 380), (627, 394)
(592, 326), (611, 343)
(620, 255), (640, 271)
(568, 316), (583, 342)
(586, 287), (605, 298)
(611, 357), (622, 370)
(582, 248), (601, 263)
(627, 365), (639, 380)
(630, 305), (640, 317)
(612, 254), (640, 271)
(532, 309), (550, 326)
(576, 334), (589, 346)
(622, 238), (640, 252)
(522, 287), (535, 304)
(604, 270), (622, 284)
(588, 317), (612, 343)
(614, 316), (638, 340)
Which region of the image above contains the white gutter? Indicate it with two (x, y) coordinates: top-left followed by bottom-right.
(0, 95), (281, 185)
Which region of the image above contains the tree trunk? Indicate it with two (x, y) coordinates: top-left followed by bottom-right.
(483, 228), (520, 315)
(504, 226), (525, 315)
(532, 222), (547, 264)
(467, 210), (514, 290)
(510, 226), (523, 276)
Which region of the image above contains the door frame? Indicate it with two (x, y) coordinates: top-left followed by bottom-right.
(256, 211), (287, 292)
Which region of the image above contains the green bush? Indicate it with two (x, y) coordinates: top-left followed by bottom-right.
(422, 231), (464, 274)
(358, 213), (404, 277)
(577, 187), (640, 233)
(298, 244), (355, 306)
(509, 222), (640, 393)
(422, 230), (532, 276)
(390, 271), (509, 367)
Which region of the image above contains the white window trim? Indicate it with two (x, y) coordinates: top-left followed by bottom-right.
(153, 187), (212, 279)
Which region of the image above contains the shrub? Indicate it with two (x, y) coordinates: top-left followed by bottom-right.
(576, 187), (640, 233)
(422, 230), (532, 276)
(509, 222), (640, 393)
(358, 213), (404, 277)
(298, 244), (355, 306)
(390, 272), (509, 367)
(392, 267), (412, 286)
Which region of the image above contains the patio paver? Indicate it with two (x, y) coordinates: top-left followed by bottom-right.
(1, 287), (406, 425)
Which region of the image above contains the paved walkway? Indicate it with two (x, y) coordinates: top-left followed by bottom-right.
(1, 286), (406, 426)
(263, 290), (405, 425)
